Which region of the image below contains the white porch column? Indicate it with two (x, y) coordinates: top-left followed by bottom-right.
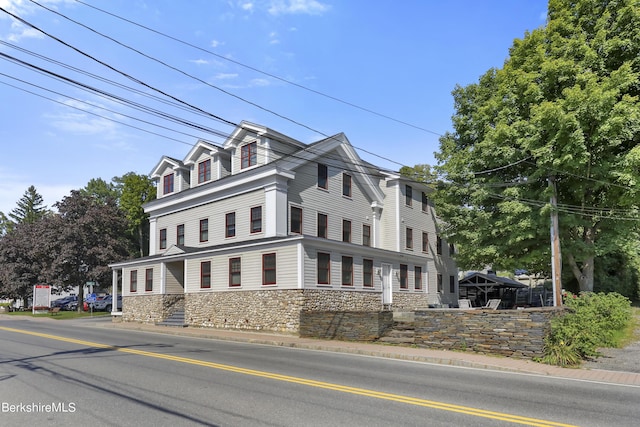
(160, 262), (167, 294)
(371, 202), (382, 248)
(149, 217), (157, 256)
(111, 269), (121, 315)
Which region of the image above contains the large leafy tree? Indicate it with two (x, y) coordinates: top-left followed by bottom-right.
(113, 172), (156, 257)
(46, 191), (132, 309)
(434, 0), (640, 292)
(80, 178), (120, 204)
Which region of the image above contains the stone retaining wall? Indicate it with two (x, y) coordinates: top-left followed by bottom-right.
(300, 311), (394, 340)
(414, 307), (563, 359)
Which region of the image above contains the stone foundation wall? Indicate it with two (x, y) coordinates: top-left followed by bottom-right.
(121, 294), (184, 324)
(414, 308), (563, 359)
(392, 292), (431, 311)
(300, 289), (383, 311)
(299, 311), (393, 340)
(185, 290), (304, 332)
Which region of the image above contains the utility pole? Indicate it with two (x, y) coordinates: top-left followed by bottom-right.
(549, 175), (562, 307)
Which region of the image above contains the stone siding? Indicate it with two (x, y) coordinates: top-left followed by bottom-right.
(300, 311), (393, 340)
(121, 294), (184, 324)
(391, 292), (431, 311)
(414, 308), (563, 359)
(185, 290), (304, 332)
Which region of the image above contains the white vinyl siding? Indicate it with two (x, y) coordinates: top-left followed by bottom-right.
(184, 244), (299, 292)
(121, 264), (161, 296)
(155, 190), (265, 247)
(288, 157), (373, 242)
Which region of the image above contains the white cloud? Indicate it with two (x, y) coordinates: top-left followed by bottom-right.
(1, 0), (72, 42)
(190, 58), (210, 65)
(0, 173), (72, 215)
(211, 39), (223, 48)
(268, 0), (330, 16)
(214, 72), (238, 80)
(241, 2), (254, 12)
(249, 78), (270, 87)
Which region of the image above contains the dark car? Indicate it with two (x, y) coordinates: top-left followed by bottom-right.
(51, 296), (77, 309)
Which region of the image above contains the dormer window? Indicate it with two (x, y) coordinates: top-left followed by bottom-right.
(241, 142), (257, 169)
(163, 173), (174, 195)
(198, 159), (211, 183)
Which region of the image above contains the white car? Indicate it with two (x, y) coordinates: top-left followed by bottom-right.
(92, 295), (122, 312)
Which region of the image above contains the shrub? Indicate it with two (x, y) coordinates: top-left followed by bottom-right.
(542, 292), (632, 366)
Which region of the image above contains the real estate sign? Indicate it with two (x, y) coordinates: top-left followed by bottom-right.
(32, 284), (51, 313)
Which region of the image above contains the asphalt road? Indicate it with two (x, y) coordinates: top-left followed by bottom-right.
(1, 316), (639, 427)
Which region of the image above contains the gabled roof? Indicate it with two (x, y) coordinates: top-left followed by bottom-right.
(183, 140), (227, 166)
(150, 156), (188, 179)
(459, 272), (526, 288)
(222, 121), (306, 150)
(278, 132), (385, 205)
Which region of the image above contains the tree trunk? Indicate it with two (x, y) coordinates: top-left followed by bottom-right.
(567, 253), (595, 292)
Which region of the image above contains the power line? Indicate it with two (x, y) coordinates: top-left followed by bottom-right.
(6, 4), (408, 169)
(71, 0), (444, 138)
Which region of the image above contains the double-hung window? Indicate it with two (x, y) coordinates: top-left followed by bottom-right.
(291, 206), (302, 234)
(251, 206), (262, 234)
(145, 268), (153, 292)
(262, 253), (276, 285)
(405, 227), (413, 250)
(130, 270), (137, 293)
(241, 142), (257, 169)
(342, 173), (352, 197)
(317, 213), (328, 238)
(362, 224), (371, 246)
(317, 164), (328, 189)
(422, 232), (429, 253)
(177, 224), (185, 245)
(200, 219), (209, 242)
(225, 212), (236, 238)
(342, 219), (351, 243)
(229, 258), (241, 287)
(163, 173), (174, 195)
(405, 185), (413, 206)
(363, 259), (373, 287)
(159, 228), (167, 250)
(414, 266), (422, 290)
(422, 192), (429, 212)
(201, 261), (211, 288)
(400, 264), (408, 289)
(317, 252), (330, 284)
(341, 256), (353, 286)
(198, 159), (211, 183)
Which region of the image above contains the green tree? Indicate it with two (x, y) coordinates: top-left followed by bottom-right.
(80, 178), (120, 204)
(7, 185), (48, 226)
(434, 0), (640, 292)
(47, 191), (132, 310)
(399, 164), (436, 184)
(113, 172), (156, 257)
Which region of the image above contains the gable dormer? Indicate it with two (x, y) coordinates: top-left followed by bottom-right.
(150, 156), (190, 198)
(183, 140), (231, 186)
(223, 121), (305, 175)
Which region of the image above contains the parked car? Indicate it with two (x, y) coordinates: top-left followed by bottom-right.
(51, 296), (77, 309)
(92, 295), (122, 312)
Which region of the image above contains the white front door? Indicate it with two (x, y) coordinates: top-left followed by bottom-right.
(382, 263), (392, 306)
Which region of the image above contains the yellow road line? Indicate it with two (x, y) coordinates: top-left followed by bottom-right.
(0, 326), (578, 427)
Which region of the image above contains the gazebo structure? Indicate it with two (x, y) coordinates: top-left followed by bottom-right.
(458, 272), (527, 309)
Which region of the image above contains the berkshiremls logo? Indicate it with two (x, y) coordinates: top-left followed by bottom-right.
(2, 402), (76, 413)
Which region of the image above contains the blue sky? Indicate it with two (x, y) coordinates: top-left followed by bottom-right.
(0, 0), (548, 215)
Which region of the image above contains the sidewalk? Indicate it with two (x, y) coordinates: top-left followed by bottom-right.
(106, 321), (640, 387)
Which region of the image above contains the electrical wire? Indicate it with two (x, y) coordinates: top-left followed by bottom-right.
(70, 0), (444, 138)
